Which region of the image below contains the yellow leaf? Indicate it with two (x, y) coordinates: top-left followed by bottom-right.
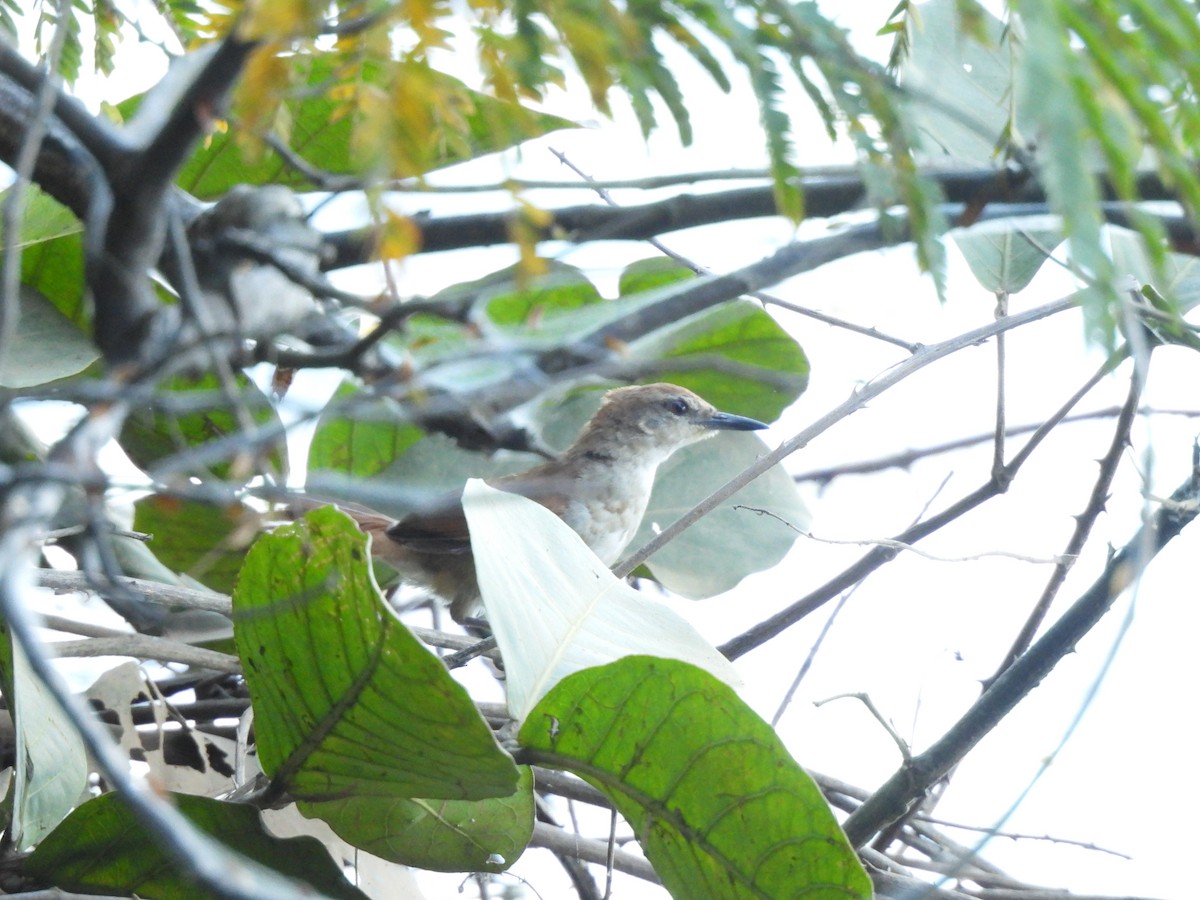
(238, 0), (322, 40)
(235, 43), (292, 139)
(376, 209), (423, 261)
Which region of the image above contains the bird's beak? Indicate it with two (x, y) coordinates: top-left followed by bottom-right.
(699, 411), (769, 431)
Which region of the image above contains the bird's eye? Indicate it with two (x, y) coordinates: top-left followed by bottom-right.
(667, 397), (690, 416)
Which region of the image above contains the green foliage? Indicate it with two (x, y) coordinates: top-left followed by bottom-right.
(171, 54), (574, 198)
(30, 0), (121, 83)
(132, 495), (257, 595)
(904, 0), (1200, 343)
(521, 657), (872, 900)
(0, 287), (99, 387)
(0, 0), (17, 37)
(633, 431), (809, 598)
(232, 508), (520, 802)
(0, 187), (87, 326)
(308, 381), (426, 481)
(25, 793), (369, 900)
(953, 225), (1064, 295)
(309, 767), (535, 873)
(11, 1), (1200, 894)
(120, 371), (287, 482)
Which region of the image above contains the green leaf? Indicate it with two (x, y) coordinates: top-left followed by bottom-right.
(307, 381), (538, 519)
(0, 624), (88, 850)
(627, 299), (810, 422)
(953, 222), (1063, 294)
(1019, 4), (1118, 343)
(120, 371), (287, 482)
(520, 657), (871, 900)
(0, 286), (99, 387)
(133, 495), (257, 595)
(169, 55), (574, 199)
(634, 432), (807, 599)
(482, 263), (603, 329)
(232, 507), (518, 801)
(902, 0), (1018, 164)
(1108, 227), (1200, 313)
(308, 380), (425, 480)
(304, 767), (535, 873)
(24, 793), (367, 900)
(0, 186), (88, 326)
(617, 257), (697, 296)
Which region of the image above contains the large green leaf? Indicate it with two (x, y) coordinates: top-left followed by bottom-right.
(520, 657), (871, 900)
(308, 380), (425, 481)
(627, 298), (809, 422)
(121, 371), (287, 482)
(0, 186), (88, 326)
(0, 625), (88, 850)
(24, 792), (367, 900)
(953, 222), (1064, 295)
(902, 0), (1020, 164)
(633, 432), (807, 599)
(169, 56), (574, 199)
(133, 495), (258, 595)
(304, 766), (534, 873)
(232, 507), (518, 801)
(0, 286), (99, 387)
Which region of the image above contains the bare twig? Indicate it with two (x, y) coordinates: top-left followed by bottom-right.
(36, 569), (233, 615)
(719, 348), (1123, 660)
(528, 822), (659, 883)
(842, 390), (1200, 848)
(993, 291), (1008, 475)
(618, 295), (1080, 582)
(0, 0), (72, 374)
(814, 692), (912, 762)
(791, 406), (1200, 484)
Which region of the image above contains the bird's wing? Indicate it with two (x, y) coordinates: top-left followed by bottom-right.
(385, 465), (576, 555)
(385, 497), (474, 555)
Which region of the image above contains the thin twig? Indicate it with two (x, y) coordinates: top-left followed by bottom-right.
(993, 291), (1008, 475)
(842, 384), (1200, 849)
(791, 406), (1200, 484)
(617, 295), (1080, 582)
(52, 635), (240, 673)
(814, 692), (912, 762)
(549, 146), (919, 352)
(720, 348), (1124, 660)
(0, 0), (71, 374)
(528, 822), (659, 883)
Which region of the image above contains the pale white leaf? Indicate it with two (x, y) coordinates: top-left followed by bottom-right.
(462, 480), (742, 721)
(11, 639), (89, 849)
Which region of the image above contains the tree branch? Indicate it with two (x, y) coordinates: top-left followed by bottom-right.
(719, 348), (1122, 659)
(617, 296), (1080, 584)
(841, 409), (1200, 848)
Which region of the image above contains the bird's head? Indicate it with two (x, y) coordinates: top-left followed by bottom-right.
(572, 383), (768, 466)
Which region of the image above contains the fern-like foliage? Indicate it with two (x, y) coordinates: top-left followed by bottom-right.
(1013, 0), (1200, 342)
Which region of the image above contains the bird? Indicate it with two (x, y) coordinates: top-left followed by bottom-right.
(340, 383), (768, 622)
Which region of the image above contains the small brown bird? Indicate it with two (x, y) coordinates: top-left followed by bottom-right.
(347, 383), (767, 622)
